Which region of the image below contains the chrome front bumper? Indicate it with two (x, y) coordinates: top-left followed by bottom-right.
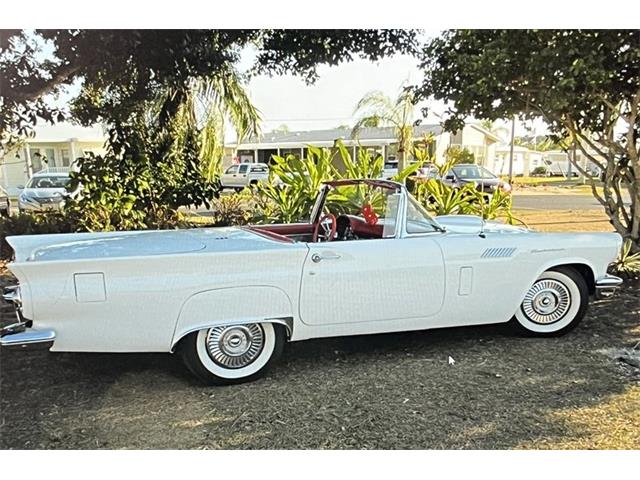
(595, 275), (624, 299)
(0, 285), (55, 350)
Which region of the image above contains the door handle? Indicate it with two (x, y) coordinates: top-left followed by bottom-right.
(311, 252), (342, 263)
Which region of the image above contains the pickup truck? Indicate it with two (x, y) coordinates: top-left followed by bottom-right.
(220, 163), (270, 191)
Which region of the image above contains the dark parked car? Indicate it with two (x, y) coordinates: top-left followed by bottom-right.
(0, 186), (10, 216)
(442, 164), (512, 195)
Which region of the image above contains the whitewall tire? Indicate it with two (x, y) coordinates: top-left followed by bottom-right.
(512, 267), (589, 336)
(179, 322), (286, 385)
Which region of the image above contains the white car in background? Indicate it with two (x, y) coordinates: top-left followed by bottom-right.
(220, 163), (270, 191)
(381, 159), (439, 180)
(18, 171), (73, 213)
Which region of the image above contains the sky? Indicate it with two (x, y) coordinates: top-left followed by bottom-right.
(43, 32), (546, 143)
(236, 52), (436, 137)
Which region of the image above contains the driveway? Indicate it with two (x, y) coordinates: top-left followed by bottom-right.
(513, 192), (631, 211)
(514, 194), (602, 210)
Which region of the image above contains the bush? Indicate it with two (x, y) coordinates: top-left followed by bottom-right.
(413, 158), (521, 224)
(445, 145), (475, 164)
(531, 166), (548, 176)
(611, 239), (640, 279)
(65, 153), (215, 232)
(255, 141), (422, 224)
(208, 190), (255, 227)
(0, 213), (75, 260)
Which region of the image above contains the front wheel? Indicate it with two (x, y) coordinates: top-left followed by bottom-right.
(511, 267), (589, 336)
(179, 322), (286, 385)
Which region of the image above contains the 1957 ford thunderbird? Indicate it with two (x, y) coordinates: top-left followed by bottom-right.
(0, 179), (624, 385)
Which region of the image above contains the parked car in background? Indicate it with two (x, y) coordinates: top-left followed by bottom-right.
(380, 159), (439, 180)
(443, 164), (512, 195)
(0, 186), (11, 216)
(220, 163), (270, 192)
(1, 179), (623, 386)
(17, 171), (73, 213)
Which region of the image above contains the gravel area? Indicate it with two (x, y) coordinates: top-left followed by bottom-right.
(1, 269), (638, 449)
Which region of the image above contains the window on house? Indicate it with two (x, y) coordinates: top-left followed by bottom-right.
(29, 149), (44, 172)
(60, 149), (71, 167)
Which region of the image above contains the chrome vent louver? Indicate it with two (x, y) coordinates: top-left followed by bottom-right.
(481, 247), (516, 258)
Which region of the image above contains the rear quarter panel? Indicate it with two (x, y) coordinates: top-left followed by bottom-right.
(10, 246), (307, 352)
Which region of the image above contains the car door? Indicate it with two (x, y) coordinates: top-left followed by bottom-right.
(236, 164), (250, 187)
(221, 165), (239, 187)
(299, 236), (445, 327)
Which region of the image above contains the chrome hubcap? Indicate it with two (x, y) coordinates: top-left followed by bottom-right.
(522, 279), (571, 324)
(205, 324), (264, 369)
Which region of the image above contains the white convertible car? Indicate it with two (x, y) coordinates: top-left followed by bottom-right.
(1, 179), (623, 385)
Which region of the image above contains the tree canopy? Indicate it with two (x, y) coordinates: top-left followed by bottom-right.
(416, 29), (640, 250)
(0, 29), (418, 151)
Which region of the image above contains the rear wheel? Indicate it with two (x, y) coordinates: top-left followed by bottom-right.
(179, 322), (286, 385)
(511, 267), (589, 336)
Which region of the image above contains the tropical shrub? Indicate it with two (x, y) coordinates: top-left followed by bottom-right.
(445, 145), (475, 164)
(255, 140), (422, 223)
(65, 152), (215, 232)
(208, 190), (255, 227)
(413, 158), (520, 224)
(611, 240), (640, 279)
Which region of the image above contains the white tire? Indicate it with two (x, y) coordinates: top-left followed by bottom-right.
(513, 267), (589, 336)
(179, 322), (285, 385)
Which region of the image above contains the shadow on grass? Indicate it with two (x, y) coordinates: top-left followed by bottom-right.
(1, 284), (638, 449)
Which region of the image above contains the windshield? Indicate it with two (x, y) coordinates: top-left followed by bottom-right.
(452, 165), (496, 180)
(406, 194), (443, 234)
(26, 175), (70, 189)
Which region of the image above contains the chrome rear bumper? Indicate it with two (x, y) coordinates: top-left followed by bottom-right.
(1, 284), (55, 350)
(0, 323), (56, 350)
(595, 275), (623, 299)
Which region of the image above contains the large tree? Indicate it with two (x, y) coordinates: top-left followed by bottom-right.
(0, 29), (418, 153)
(416, 30), (640, 251)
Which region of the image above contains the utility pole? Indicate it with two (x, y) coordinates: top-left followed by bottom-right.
(508, 115), (516, 183)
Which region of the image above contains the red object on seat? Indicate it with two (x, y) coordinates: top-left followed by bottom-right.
(361, 204), (379, 226)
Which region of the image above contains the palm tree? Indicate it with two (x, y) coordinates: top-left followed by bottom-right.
(352, 87), (416, 170)
(151, 67), (261, 180)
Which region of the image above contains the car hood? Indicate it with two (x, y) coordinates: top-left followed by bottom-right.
(7, 227), (298, 263)
(21, 188), (67, 199)
(435, 215), (528, 234)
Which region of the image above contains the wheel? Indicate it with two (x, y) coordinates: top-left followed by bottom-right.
(511, 267), (589, 336)
(178, 322), (286, 385)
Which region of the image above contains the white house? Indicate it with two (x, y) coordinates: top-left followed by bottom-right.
(224, 123), (501, 170)
(491, 144), (544, 176)
(0, 123), (107, 195)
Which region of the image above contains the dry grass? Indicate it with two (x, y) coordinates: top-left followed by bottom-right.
(519, 385), (640, 449)
(514, 209), (614, 233)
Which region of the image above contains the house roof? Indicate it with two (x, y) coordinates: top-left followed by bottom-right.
(230, 125), (444, 149)
(28, 123), (107, 143)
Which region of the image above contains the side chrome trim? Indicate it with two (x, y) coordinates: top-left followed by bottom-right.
(595, 274), (623, 299)
(171, 317), (294, 351)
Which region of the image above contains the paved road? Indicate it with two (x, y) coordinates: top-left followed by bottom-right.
(513, 194), (629, 210)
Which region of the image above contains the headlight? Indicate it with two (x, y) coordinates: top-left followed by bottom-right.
(19, 193), (38, 204)
(500, 182), (512, 193)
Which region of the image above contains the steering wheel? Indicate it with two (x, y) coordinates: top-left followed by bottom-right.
(312, 213), (337, 242)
